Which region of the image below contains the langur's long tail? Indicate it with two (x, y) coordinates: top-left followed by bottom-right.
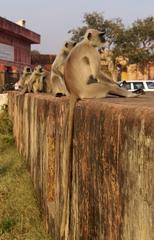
(60, 94), (78, 239)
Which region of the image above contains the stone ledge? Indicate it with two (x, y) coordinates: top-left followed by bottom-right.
(8, 91), (154, 240)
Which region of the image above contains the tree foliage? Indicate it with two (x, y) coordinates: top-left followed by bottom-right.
(68, 12), (154, 65)
(114, 16), (154, 66)
(31, 50), (40, 56)
(69, 12), (124, 49)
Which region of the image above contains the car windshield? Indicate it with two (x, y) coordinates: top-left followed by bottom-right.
(146, 82), (154, 89)
(133, 82), (145, 90)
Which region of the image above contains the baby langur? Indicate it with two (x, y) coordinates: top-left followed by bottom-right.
(50, 41), (76, 96)
(16, 66), (32, 91)
(60, 28), (141, 239)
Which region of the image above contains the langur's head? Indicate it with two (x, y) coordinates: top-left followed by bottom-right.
(23, 66), (32, 74)
(17, 66), (32, 89)
(63, 41), (77, 54)
(34, 65), (44, 74)
(84, 29), (106, 48)
(29, 65), (44, 93)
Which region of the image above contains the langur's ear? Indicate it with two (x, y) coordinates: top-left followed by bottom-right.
(73, 42), (77, 47)
(65, 42), (69, 48)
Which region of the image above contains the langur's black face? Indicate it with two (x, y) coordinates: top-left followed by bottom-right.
(35, 65), (43, 73)
(86, 29), (106, 47)
(39, 67), (43, 73)
(99, 31), (106, 43)
(26, 67), (31, 72)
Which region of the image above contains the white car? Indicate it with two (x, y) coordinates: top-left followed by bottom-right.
(118, 80), (154, 92)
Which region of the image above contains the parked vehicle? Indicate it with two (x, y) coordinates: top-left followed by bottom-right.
(118, 80), (154, 92)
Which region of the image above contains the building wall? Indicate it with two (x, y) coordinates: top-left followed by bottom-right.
(0, 17), (40, 89)
(0, 33), (31, 88)
(0, 33), (31, 72)
(127, 63), (154, 80)
(31, 54), (56, 71)
(0, 17), (40, 44)
(149, 62), (154, 80)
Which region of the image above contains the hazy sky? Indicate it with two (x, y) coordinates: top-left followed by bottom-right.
(0, 0), (153, 54)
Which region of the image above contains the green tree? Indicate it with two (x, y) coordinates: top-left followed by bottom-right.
(69, 13), (154, 65)
(114, 16), (154, 76)
(31, 50), (40, 56)
(68, 12), (124, 50)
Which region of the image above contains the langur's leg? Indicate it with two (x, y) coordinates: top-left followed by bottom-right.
(79, 83), (140, 99)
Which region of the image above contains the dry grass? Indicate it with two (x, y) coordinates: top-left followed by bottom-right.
(0, 110), (52, 240)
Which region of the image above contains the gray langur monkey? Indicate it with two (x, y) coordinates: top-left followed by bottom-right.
(16, 66), (32, 90)
(50, 41), (76, 96)
(19, 65), (44, 94)
(27, 65), (45, 93)
(60, 28), (141, 238)
(64, 29), (140, 99)
(40, 70), (52, 93)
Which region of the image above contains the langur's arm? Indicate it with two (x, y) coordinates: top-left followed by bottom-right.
(98, 70), (116, 84)
(52, 62), (64, 78)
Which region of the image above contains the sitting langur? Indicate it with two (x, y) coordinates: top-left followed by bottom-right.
(50, 41), (76, 96)
(18, 65), (44, 94)
(60, 29), (141, 238)
(27, 65), (45, 93)
(65, 29), (140, 99)
(16, 66), (32, 90)
(40, 69), (52, 93)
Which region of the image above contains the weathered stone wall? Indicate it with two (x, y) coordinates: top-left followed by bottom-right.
(8, 92), (154, 240)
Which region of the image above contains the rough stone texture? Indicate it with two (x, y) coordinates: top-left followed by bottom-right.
(8, 92), (154, 240)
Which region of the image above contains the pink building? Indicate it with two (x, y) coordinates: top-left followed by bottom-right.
(0, 16), (40, 89)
